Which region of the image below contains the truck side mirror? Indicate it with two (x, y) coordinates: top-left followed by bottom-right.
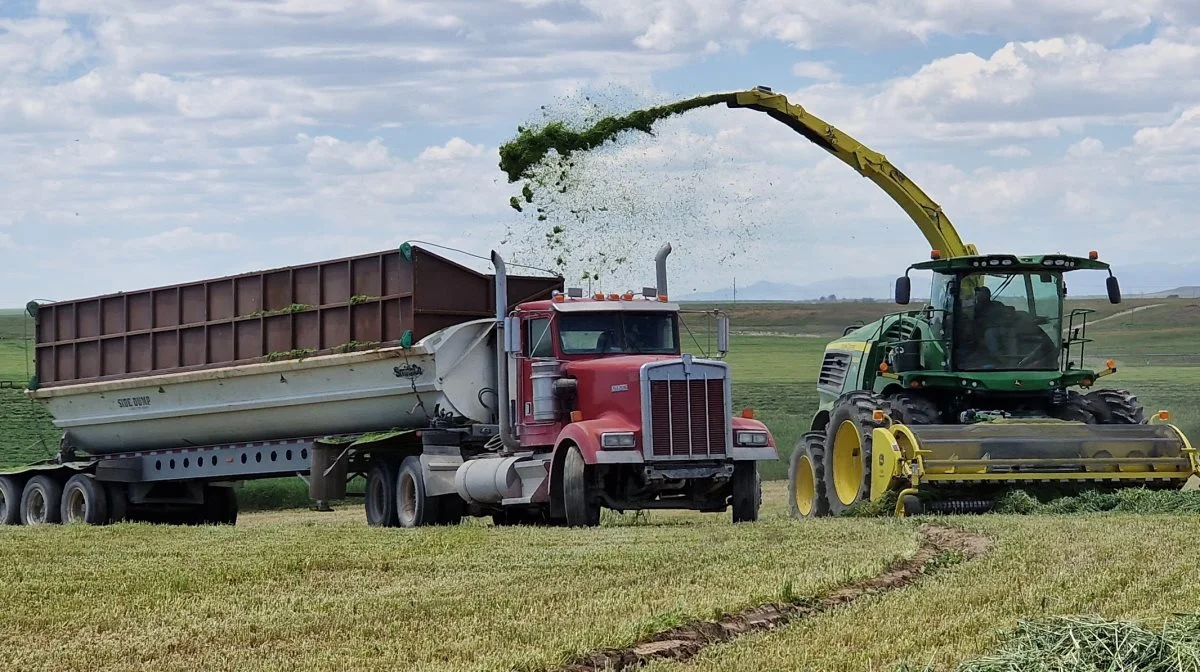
(895, 276), (912, 305)
(716, 316), (731, 355)
(503, 316), (521, 352)
(1106, 276), (1122, 304)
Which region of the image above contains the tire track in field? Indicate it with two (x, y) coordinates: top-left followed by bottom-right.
(557, 524), (990, 672)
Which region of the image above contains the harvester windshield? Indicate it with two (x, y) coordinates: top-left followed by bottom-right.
(933, 271), (1064, 372)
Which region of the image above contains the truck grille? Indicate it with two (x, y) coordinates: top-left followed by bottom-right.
(649, 379), (727, 458)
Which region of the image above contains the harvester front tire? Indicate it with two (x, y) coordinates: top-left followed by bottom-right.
(365, 459), (399, 528)
(0, 476), (22, 525)
(731, 461), (761, 523)
(885, 392), (941, 425)
(824, 392), (887, 516)
(61, 474), (109, 525)
(788, 432), (830, 519)
(1086, 389), (1147, 424)
(20, 475), (63, 525)
(562, 445), (600, 528)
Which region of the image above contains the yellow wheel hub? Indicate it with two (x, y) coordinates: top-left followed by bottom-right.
(832, 419), (865, 506)
(795, 455), (816, 516)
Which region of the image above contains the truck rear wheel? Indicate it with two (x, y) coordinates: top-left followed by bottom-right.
(562, 445), (600, 528)
(21, 475), (64, 525)
(789, 432), (830, 519)
(395, 456), (440, 528)
(365, 460), (399, 527)
(731, 461), (761, 523)
(0, 476), (21, 525)
(61, 474), (109, 525)
(824, 392), (887, 516)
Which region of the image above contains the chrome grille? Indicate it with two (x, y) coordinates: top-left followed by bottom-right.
(649, 378), (727, 458)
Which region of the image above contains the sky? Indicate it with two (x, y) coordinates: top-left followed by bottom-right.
(3, 0), (1200, 306)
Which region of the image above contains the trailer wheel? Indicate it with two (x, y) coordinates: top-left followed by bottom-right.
(561, 445), (600, 528)
(202, 486), (238, 525)
(365, 460), (399, 527)
(21, 475), (64, 525)
(731, 461), (761, 523)
(395, 456), (441, 528)
(61, 474), (109, 525)
(0, 476), (22, 525)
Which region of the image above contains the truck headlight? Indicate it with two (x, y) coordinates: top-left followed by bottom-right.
(735, 430), (769, 446)
(600, 432), (637, 449)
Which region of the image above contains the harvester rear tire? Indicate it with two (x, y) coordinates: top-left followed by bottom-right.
(731, 461), (761, 523)
(61, 474), (109, 525)
(823, 391), (887, 516)
(1055, 391), (1099, 423)
(562, 445), (600, 528)
(395, 456), (439, 528)
(365, 459), (399, 528)
(885, 392), (942, 425)
(0, 476), (22, 525)
(21, 475), (63, 525)
(788, 432), (830, 519)
(1086, 389), (1147, 424)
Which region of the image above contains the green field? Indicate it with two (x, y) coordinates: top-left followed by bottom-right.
(2, 299), (1200, 670)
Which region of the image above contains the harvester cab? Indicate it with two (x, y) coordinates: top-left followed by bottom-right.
(887, 252), (1122, 396)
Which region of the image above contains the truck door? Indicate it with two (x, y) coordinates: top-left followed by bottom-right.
(517, 314), (557, 444)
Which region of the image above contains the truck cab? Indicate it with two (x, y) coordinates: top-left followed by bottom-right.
(491, 248), (777, 526)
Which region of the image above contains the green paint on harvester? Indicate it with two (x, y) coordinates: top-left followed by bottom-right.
(497, 92), (734, 182)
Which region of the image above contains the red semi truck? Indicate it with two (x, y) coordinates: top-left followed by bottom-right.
(2, 242), (776, 528)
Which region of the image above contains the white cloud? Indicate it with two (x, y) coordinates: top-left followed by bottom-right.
(791, 61), (839, 82)
(418, 137), (485, 161)
(987, 145), (1033, 158)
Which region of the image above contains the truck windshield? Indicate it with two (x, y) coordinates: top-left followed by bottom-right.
(948, 271), (1064, 371)
(558, 312), (679, 355)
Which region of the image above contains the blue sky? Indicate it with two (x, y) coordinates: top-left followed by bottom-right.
(2, 0), (1200, 306)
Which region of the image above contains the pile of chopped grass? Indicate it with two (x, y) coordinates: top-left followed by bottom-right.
(995, 487), (1200, 515)
(921, 615), (1200, 672)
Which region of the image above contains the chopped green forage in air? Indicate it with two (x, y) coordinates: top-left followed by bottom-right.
(497, 93), (734, 182)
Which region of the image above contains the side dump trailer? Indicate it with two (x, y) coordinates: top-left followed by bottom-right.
(2, 242), (777, 528)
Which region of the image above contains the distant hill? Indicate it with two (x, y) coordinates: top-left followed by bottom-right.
(681, 263), (1197, 302)
(1141, 286), (1200, 299)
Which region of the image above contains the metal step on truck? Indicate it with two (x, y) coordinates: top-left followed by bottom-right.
(1, 242), (776, 528)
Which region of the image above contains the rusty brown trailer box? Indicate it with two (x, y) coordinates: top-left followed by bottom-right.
(31, 244), (561, 388)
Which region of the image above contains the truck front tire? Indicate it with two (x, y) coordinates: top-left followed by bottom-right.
(731, 461), (761, 523)
(365, 460), (399, 527)
(61, 474), (109, 525)
(21, 475), (63, 525)
(562, 445), (600, 528)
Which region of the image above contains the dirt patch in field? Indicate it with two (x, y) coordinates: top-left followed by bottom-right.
(558, 524), (989, 672)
